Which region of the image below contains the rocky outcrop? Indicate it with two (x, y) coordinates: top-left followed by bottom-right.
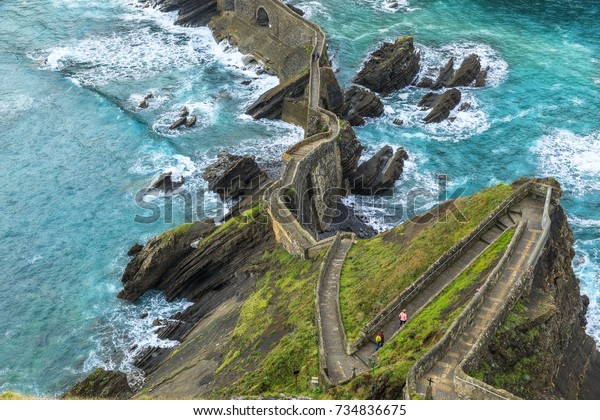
(420, 88), (461, 123)
(246, 73), (309, 120)
(149, 171), (184, 193)
(449, 54), (482, 87)
(150, 0), (219, 27)
(350, 146), (409, 195)
(202, 152), (267, 201)
(285, 3), (304, 16)
(354, 36), (421, 96)
(432, 57), (455, 90)
(319, 67), (345, 116)
(337, 121), (364, 182)
(64, 369), (133, 400)
(473, 206), (600, 399)
(121, 208), (274, 373)
(341, 86), (385, 126)
(118, 221), (217, 301)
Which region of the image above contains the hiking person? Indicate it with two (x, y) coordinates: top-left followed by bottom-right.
(375, 332), (382, 350)
(379, 330), (385, 347)
(399, 309), (407, 327)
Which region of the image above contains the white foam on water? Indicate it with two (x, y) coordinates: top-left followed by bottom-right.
(343, 149), (440, 232)
(534, 129), (600, 196)
(360, 0), (413, 13)
(387, 90), (490, 142)
(82, 290), (193, 389)
(573, 240), (600, 344)
(417, 42), (509, 88)
(0, 94), (35, 120)
(292, 1), (331, 20)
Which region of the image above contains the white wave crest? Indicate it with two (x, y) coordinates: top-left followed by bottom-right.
(534, 129), (600, 196)
(417, 42), (509, 88)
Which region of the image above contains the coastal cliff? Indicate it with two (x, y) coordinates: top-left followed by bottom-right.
(64, 2), (600, 401)
(470, 205), (600, 399)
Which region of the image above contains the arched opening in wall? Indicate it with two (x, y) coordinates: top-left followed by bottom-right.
(256, 7), (270, 27)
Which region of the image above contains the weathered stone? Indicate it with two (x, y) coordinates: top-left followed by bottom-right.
(118, 221), (216, 301)
(169, 116), (187, 129)
(246, 73), (309, 120)
(393, 118), (404, 126)
(449, 54), (481, 87)
(350, 146), (409, 195)
(458, 102), (471, 112)
(149, 171), (184, 193)
(417, 92), (440, 109)
(422, 88), (461, 123)
(285, 3), (304, 16)
(319, 67), (345, 115)
(153, 0), (219, 27)
(202, 152), (267, 201)
(341, 86), (385, 126)
(416, 77), (434, 88)
(179, 106), (189, 117)
(185, 115), (197, 128)
(337, 121), (364, 182)
(63, 369), (133, 400)
(475, 66), (489, 87)
(432, 57), (455, 90)
(127, 243), (144, 257)
(353, 36), (421, 96)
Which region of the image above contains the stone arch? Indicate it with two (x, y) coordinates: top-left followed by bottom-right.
(256, 6), (270, 27)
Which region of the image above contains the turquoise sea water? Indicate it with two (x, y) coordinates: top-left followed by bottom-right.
(0, 0), (598, 396)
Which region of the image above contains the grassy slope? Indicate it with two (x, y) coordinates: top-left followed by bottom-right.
(212, 249), (323, 398)
(340, 183), (514, 342)
(333, 226), (515, 398)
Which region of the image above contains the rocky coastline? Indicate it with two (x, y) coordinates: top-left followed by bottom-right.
(65, 1), (600, 401)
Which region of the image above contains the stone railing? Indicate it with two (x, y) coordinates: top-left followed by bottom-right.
(314, 232), (355, 387)
(347, 182), (538, 353)
(314, 233), (342, 388)
(403, 220), (528, 399)
(260, 1), (343, 257)
(452, 185), (555, 400)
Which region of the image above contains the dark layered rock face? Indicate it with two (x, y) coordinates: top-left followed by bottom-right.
(337, 121), (364, 182)
(202, 151), (268, 201)
(350, 146), (409, 195)
(341, 86), (385, 126)
(151, 0), (219, 27)
(119, 211), (274, 373)
(420, 88), (462, 123)
(449, 53), (482, 87)
(246, 73), (309, 120)
(353, 36), (421, 96)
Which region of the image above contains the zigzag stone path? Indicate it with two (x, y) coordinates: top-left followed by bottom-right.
(416, 197), (545, 399)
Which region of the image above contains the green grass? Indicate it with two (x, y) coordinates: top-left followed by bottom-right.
(214, 249), (322, 397)
(340, 183), (514, 342)
(334, 226), (515, 398)
(201, 204), (267, 246)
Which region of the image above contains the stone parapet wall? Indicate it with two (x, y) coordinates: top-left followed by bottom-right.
(348, 182), (540, 354)
(402, 219), (527, 399)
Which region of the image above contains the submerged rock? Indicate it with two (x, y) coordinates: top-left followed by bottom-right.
(350, 146), (409, 195)
(169, 116), (187, 129)
(153, 0), (219, 27)
(353, 36), (421, 96)
(185, 115), (197, 128)
(341, 86), (385, 126)
(202, 151), (267, 201)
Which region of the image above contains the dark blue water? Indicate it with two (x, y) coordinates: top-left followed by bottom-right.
(0, 0), (598, 396)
